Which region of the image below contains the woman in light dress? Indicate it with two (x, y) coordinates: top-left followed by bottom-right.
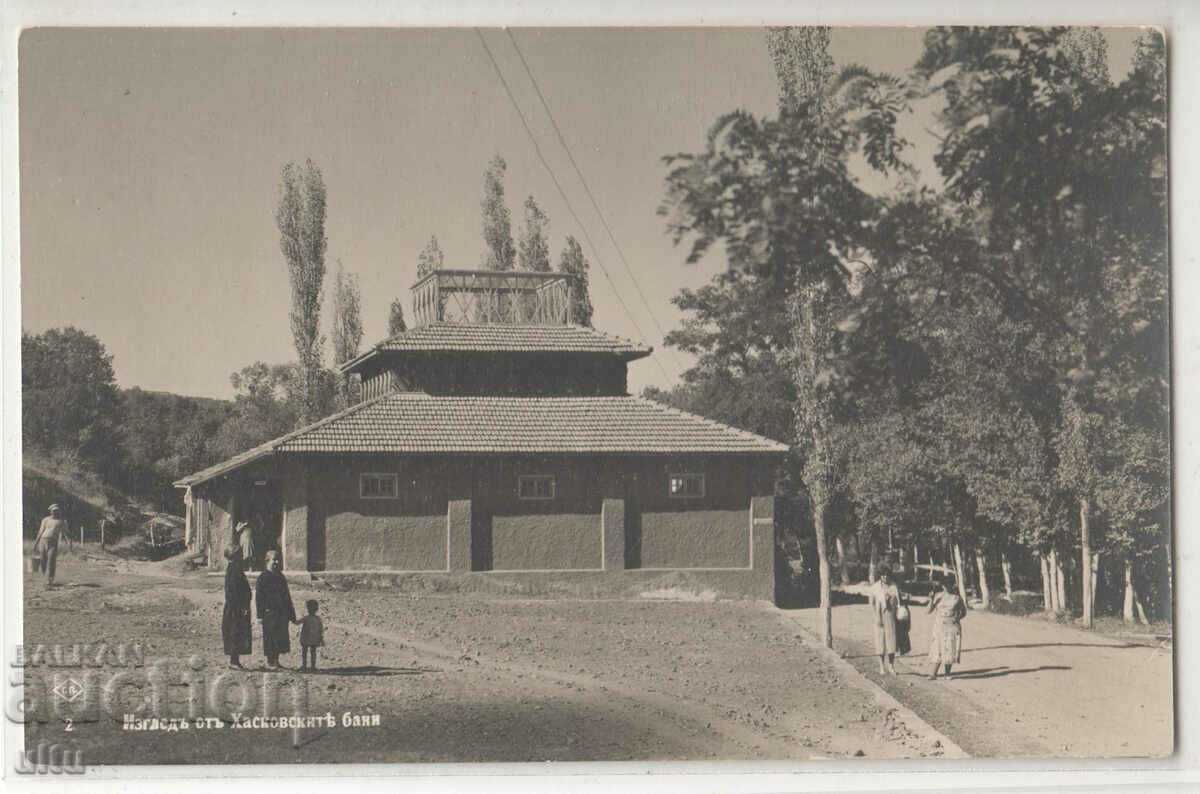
(927, 579), (967, 679)
(870, 564), (903, 675)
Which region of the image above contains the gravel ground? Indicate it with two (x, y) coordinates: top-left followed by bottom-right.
(20, 550), (953, 766)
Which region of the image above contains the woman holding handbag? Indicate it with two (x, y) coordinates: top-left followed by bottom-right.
(870, 564), (904, 675)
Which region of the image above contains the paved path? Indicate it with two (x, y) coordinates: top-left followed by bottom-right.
(787, 602), (1173, 758)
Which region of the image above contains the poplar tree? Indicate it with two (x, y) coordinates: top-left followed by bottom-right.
(557, 236), (593, 327)
(388, 299), (408, 336)
(331, 260), (363, 403)
(518, 196), (551, 272)
(275, 159), (328, 424)
(480, 155), (515, 271)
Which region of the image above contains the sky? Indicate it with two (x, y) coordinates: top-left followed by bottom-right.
(18, 27), (1141, 400)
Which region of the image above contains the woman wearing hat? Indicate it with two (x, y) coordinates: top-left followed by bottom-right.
(870, 564), (904, 675)
(255, 549), (296, 669)
(221, 538), (252, 669)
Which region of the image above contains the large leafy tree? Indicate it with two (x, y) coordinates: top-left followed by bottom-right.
(22, 327), (122, 468)
(915, 27), (1168, 626)
(275, 159), (329, 424)
(659, 27), (911, 645)
(210, 361), (335, 460)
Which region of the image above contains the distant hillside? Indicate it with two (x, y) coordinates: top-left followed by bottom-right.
(22, 451), (143, 540)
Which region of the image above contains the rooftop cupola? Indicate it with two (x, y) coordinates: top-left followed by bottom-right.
(412, 268), (579, 327)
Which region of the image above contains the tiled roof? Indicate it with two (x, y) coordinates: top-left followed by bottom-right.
(342, 323), (651, 372)
(175, 393), (787, 486)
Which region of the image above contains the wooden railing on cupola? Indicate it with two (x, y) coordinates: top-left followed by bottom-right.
(411, 269), (577, 327)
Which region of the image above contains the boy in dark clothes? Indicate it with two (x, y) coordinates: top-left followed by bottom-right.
(297, 599), (324, 671)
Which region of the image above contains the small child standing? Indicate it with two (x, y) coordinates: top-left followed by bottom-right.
(297, 599), (324, 671)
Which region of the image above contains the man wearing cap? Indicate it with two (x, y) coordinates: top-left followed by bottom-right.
(33, 504), (67, 588)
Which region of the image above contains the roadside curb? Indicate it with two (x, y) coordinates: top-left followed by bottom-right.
(785, 612), (970, 760)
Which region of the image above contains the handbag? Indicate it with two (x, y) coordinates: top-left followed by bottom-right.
(896, 604), (910, 623)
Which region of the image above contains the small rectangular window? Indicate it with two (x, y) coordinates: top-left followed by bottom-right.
(518, 475), (556, 501)
(668, 473), (705, 499)
(360, 473), (399, 499)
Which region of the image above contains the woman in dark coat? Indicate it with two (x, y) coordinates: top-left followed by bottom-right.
(221, 543), (252, 669)
(255, 549), (296, 668)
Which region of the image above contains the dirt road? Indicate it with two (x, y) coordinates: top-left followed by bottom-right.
(20, 551), (957, 765)
(787, 600), (1173, 758)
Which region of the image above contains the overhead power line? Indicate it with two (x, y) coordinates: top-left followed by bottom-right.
(473, 28), (677, 385)
(504, 28), (687, 375)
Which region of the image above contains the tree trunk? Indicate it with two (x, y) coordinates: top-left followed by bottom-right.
(928, 550), (935, 581)
(868, 538), (879, 583)
(1041, 554), (1053, 612)
(1090, 552), (1100, 619)
(1080, 498), (1093, 628)
(976, 550), (991, 610)
(813, 500), (833, 648)
(835, 535), (850, 585)
(1054, 550), (1067, 613)
(952, 543), (969, 604)
(1001, 552), (1013, 600)
(912, 544), (918, 579)
(1123, 560), (1136, 624)
(1134, 593), (1150, 625)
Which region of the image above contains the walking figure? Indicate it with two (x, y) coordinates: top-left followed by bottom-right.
(33, 504), (67, 589)
(870, 564), (904, 675)
(928, 579), (967, 679)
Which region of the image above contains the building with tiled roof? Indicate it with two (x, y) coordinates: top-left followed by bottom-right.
(177, 269), (785, 598)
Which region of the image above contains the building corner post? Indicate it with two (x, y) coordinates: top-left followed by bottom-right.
(447, 499), (472, 572)
(750, 494), (776, 603)
(601, 497), (626, 571)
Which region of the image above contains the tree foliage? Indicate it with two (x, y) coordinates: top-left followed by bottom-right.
(388, 298), (408, 336)
(518, 196), (552, 272)
(275, 159), (329, 424)
(22, 327), (122, 467)
(658, 26), (1169, 623)
(915, 26), (1168, 623)
(416, 235), (444, 279)
(558, 236), (594, 327)
(480, 155), (515, 271)
(331, 260), (363, 368)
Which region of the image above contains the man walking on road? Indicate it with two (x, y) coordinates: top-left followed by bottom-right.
(33, 503), (67, 588)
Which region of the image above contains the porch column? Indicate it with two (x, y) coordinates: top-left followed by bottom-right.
(282, 469), (308, 572)
(447, 499), (472, 572)
(750, 494), (776, 601)
(601, 498), (625, 571)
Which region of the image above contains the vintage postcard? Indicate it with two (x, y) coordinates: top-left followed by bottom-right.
(8, 22), (1175, 784)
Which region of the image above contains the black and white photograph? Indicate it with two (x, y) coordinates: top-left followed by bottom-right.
(8, 19), (1179, 783)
